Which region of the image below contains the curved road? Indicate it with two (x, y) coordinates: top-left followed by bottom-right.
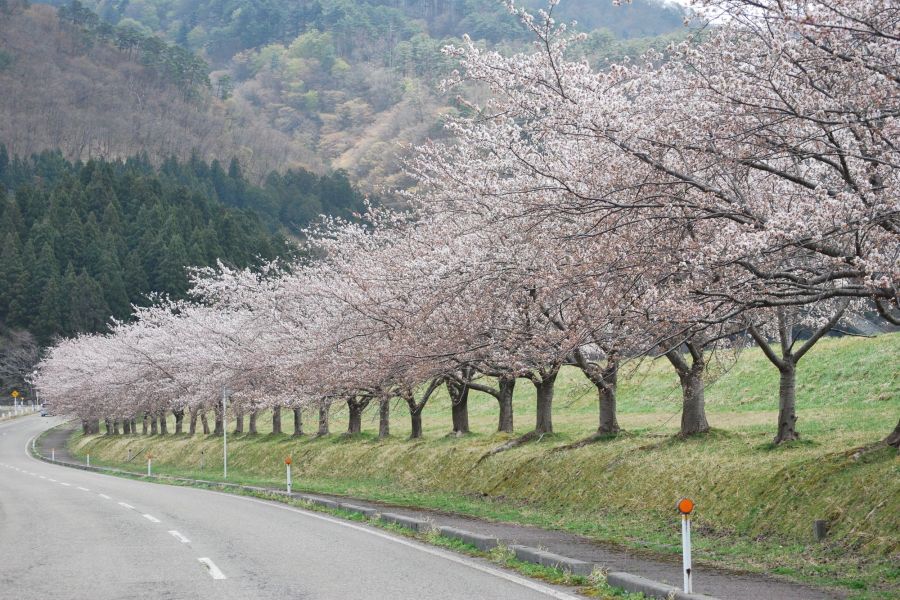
(0, 416), (582, 599)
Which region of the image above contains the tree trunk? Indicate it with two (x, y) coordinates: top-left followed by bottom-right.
(497, 376), (515, 433)
(174, 409), (184, 434)
(201, 410), (210, 434)
(317, 404), (329, 436)
(122, 419), (131, 435)
(82, 420), (89, 435)
(450, 383), (470, 435)
(272, 406), (282, 434)
(774, 362), (799, 444)
(189, 408), (198, 435)
(532, 367), (559, 434)
(142, 413), (149, 435)
(666, 347), (710, 436)
(150, 415), (158, 435)
(213, 405), (223, 435)
(410, 408), (423, 439)
(292, 407), (303, 436)
(347, 400), (364, 434)
(234, 411), (244, 434)
(158, 411), (168, 435)
(248, 411), (258, 435)
(113, 419), (120, 435)
(597, 362), (620, 436)
(129, 418), (136, 434)
(678, 365), (709, 435)
(378, 397), (390, 439)
(104, 418), (112, 436)
(885, 418), (900, 450)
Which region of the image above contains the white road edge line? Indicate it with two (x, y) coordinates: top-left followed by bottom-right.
(118, 502), (135, 510)
(142, 514), (161, 523)
(228, 495), (582, 600)
(198, 558), (226, 580)
(168, 530), (191, 544)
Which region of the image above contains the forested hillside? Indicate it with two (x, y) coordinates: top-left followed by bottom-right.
(2, 0), (688, 187)
(0, 148), (366, 344)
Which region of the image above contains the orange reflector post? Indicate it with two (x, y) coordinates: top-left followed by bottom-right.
(285, 456), (292, 465)
(677, 497), (694, 515)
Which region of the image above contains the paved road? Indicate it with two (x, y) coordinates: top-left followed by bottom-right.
(0, 416), (582, 600)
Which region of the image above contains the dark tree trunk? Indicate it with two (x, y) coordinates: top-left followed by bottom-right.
(598, 357), (621, 435)
(82, 420), (90, 435)
(174, 409), (184, 434)
(775, 362), (799, 444)
(122, 419), (131, 435)
(113, 419), (120, 435)
(201, 411), (210, 434)
(885, 418), (900, 450)
(104, 418), (112, 435)
(410, 408), (423, 439)
(158, 411), (168, 435)
(497, 376), (515, 433)
(576, 349), (620, 436)
(90, 419), (100, 434)
(213, 405), (223, 435)
(449, 383), (470, 435)
(666, 345), (710, 436)
(130, 418), (136, 434)
(531, 366), (559, 434)
(317, 404), (329, 436)
(378, 397), (390, 439)
(679, 367), (709, 435)
(234, 411), (244, 434)
(248, 411), (258, 435)
(272, 406), (282, 434)
(346, 396), (370, 435)
(142, 413), (149, 435)
(150, 415), (158, 435)
(189, 408), (198, 435)
(293, 407), (303, 436)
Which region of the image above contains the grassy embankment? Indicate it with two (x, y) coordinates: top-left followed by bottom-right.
(71, 334), (899, 598)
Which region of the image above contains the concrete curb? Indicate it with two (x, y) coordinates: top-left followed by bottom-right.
(607, 572), (720, 600)
(437, 526), (499, 552)
(339, 502), (379, 518)
(379, 512), (432, 533)
(508, 544), (594, 576)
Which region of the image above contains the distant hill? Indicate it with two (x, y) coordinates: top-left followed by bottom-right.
(0, 1), (316, 179)
(10, 0), (688, 190)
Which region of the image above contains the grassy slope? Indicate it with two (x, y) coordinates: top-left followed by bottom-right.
(72, 334), (900, 598)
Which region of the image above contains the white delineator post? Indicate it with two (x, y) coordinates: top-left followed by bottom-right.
(677, 498), (695, 593)
(51, 448), (55, 461)
(285, 456), (292, 494)
(222, 385), (230, 479)
(147, 454), (152, 477)
(86, 454), (90, 467)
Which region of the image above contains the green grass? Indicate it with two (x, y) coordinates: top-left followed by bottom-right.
(71, 334), (900, 598)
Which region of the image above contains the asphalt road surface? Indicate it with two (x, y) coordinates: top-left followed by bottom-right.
(0, 416), (582, 600)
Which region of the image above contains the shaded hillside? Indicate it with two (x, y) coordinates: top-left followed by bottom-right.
(0, 1), (315, 178)
(24, 0), (689, 189)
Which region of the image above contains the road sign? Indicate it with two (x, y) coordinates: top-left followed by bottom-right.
(11, 390), (19, 398)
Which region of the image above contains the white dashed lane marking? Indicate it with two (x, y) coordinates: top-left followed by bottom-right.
(168, 530), (191, 544)
(118, 502), (135, 510)
(142, 514), (161, 523)
(98, 493), (111, 500)
(198, 558), (226, 580)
